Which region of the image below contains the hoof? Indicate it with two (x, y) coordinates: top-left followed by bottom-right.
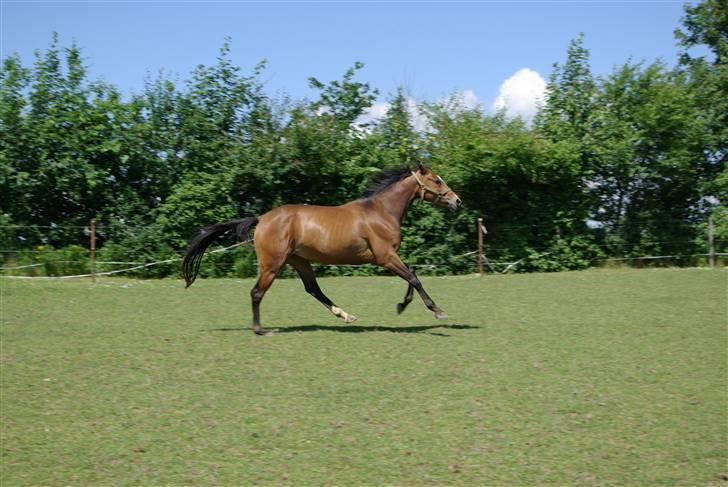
(434, 310), (449, 320)
(332, 306), (357, 323)
(254, 328), (277, 336)
(396, 303), (405, 315)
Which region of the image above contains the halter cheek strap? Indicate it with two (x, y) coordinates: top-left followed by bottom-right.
(411, 171), (451, 202)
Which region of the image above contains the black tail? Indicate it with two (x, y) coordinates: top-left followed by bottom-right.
(182, 217), (259, 288)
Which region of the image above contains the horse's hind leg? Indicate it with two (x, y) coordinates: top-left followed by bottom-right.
(287, 255), (357, 323)
(250, 268), (280, 335)
(251, 251), (289, 335)
(397, 268), (416, 314)
(249, 214), (295, 335)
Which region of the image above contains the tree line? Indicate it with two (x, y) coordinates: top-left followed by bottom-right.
(0, 0), (725, 277)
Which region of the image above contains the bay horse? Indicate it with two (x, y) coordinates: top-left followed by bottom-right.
(182, 163), (462, 335)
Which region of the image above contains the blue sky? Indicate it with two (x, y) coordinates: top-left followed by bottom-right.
(1, 1), (692, 118)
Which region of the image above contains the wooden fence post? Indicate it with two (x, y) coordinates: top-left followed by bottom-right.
(477, 217), (484, 276)
(90, 219), (96, 282)
(708, 217), (715, 268)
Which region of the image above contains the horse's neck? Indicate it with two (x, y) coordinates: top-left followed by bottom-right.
(374, 177), (416, 225)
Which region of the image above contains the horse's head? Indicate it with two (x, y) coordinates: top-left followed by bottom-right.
(411, 163), (462, 211)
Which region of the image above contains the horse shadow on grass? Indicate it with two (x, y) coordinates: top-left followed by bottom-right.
(205, 323), (480, 337)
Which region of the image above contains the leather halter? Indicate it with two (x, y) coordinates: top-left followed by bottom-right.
(411, 171), (451, 202)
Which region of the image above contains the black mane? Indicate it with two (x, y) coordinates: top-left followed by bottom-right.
(360, 166), (412, 198)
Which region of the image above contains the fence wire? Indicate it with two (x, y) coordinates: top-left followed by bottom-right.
(1, 221), (724, 279)
(2, 250), (724, 280)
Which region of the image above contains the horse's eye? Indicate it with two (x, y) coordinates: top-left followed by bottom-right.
(435, 180), (442, 186)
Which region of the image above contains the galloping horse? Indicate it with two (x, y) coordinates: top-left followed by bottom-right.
(182, 163), (462, 335)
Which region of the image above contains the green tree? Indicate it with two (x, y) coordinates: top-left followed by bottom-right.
(2, 21), (725, 276)
(590, 62), (712, 256)
(0, 54), (30, 233)
(675, 0), (727, 252)
(308, 62), (378, 132)
(5, 35), (131, 245)
(375, 87), (420, 165)
(535, 33), (596, 143)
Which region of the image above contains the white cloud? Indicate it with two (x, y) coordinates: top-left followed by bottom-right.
(492, 68), (546, 122)
(461, 89), (480, 110)
(445, 89), (480, 112)
(355, 96), (429, 132)
(315, 105), (332, 116)
(353, 102), (390, 132)
(355, 89), (483, 133)
(405, 96), (429, 132)
(359, 101), (390, 125)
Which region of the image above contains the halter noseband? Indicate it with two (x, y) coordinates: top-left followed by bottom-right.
(411, 171), (451, 202)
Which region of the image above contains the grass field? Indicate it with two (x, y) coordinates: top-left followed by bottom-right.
(1, 269), (726, 485)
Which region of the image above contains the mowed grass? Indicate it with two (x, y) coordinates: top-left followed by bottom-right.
(1, 269), (726, 485)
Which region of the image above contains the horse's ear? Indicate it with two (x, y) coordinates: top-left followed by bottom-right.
(417, 161), (429, 174)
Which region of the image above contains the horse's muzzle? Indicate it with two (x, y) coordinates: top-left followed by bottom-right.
(448, 197), (462, 211)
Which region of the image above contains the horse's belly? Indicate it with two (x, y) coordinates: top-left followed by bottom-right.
(294, 243), (374, 265)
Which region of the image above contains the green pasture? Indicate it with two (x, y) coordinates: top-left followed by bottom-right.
(1, 269), (726, 485)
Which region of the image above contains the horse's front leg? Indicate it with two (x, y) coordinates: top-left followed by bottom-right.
(382, 255), (447, 320)
(397, 267), (416, 314)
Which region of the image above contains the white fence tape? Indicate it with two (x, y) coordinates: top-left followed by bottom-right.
(1, 242), (247, 279)
(1, 244), (724, 279)
(0, 261), (144, 270)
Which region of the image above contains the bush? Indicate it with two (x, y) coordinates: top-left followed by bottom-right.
(3, 245), (90, 277)
(234, 246), (258, 278)
(95, 221), (180, 278)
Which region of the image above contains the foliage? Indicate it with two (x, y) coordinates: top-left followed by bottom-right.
(1, 3), (725, 277)
(5, 244), (89, 277)
(308, 61), (378, 131)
